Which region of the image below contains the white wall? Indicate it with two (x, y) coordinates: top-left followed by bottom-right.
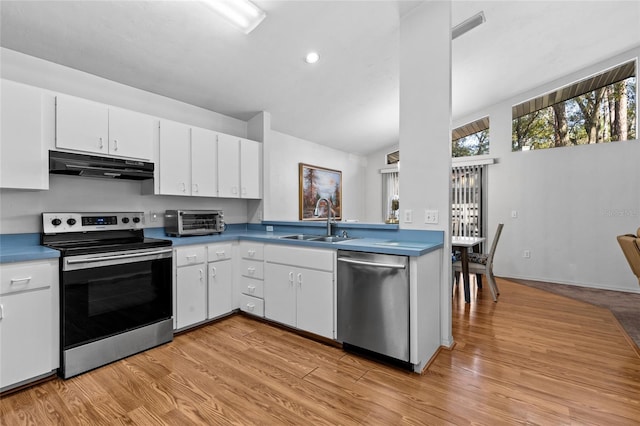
(455, 46), (640, 293)
(0, 48), (251, 234)
(263, 129), (366, 222)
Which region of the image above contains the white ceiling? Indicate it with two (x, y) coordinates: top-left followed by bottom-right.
(1, 1), (639, 155)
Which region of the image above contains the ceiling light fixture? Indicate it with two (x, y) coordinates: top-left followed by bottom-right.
(203, 0), (266, 34)
(452, 11), (485, 40)
(305, 52), (320, 64)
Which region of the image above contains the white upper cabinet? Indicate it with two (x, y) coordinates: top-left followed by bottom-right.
(0, 79), (48, 190)
(218, 134), (262, 199)
(240, 138), (261, 199)
(55, 94), (153, 160)
(107, 107), (154, 160)
(158, 120), (191, 196)
(217, 133), (240, 198)
(191, 127), (218, 197)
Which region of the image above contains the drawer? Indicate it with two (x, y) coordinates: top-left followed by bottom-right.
(239, 241), (264, 260)
(207, 243), (233, 262)
(239, 294), (264, 317)
(240, 259), (264, 280)
(0, 259), (57, 295)
(175, 246), (206, 267)
(265, 245), (334, 271)
(240, 276), (264, 298)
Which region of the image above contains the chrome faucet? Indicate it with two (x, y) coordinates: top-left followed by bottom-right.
(314, 197), (333, 236)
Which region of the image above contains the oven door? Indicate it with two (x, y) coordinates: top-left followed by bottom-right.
(61, 247), (173, 350)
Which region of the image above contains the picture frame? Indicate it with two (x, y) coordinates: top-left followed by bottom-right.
(299, 163), (342, 221)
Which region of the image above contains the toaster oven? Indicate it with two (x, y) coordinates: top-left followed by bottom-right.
(165, 210), (225, 236)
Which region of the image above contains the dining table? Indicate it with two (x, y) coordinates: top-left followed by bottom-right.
(451, 236), (486, 303)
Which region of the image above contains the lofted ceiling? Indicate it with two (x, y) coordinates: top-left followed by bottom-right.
(1, 1), (639, 156)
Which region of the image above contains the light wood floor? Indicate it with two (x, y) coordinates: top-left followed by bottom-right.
(2, 278), (640, 425)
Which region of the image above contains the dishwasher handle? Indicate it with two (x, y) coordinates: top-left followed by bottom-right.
(337, 257), (406, 269)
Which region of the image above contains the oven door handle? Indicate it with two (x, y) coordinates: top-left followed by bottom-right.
(66, 248), (173, 265)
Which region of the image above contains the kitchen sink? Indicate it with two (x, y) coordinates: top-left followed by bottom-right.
(279, 234), (358, 243)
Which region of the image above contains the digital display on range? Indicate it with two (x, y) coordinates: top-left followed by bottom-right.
(82, 216), (118, 226)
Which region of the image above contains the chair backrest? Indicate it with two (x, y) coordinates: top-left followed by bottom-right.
(617, 229), (640, 285)
(486, 223), (504, 264)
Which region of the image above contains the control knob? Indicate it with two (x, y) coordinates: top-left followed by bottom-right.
(121, 217), (130, 224)
(51, 218), (62, 226)
(132, 217), (141, 223)
(67, 218), (77, 226)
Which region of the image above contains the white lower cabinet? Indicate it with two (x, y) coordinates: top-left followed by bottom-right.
(207, 243), (233, 319)
(0, 259), (59, 391)
(238, 242), (264, 317)
(175, 246), (207, 330)
(264, 245), (335, 339)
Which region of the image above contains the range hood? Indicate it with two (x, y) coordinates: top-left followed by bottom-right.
(49, 151), (154, 180)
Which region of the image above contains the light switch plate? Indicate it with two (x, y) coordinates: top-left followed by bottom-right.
(424, 209), (439, 224)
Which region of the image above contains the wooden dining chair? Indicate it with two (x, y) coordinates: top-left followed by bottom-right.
(453, 223), (504, 302)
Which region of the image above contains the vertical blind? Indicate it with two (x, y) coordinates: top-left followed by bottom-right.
(451, 164), (485, 238)
(382, 171), (399, 222)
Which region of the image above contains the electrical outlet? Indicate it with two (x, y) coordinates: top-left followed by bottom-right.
(523, 250), (531, 258)
(424, 209), (439, 224)
(511, 210), (518, 219)
(404, 209), (413, 223)
(266, 225), (274, 232)
(150, 212), (159, 222)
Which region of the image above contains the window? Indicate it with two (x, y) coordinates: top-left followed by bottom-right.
(381, 168), (399, 223)
(512, 60), (637, 151)
(452, 117), (490, 158)
(451, 164), (486, 238)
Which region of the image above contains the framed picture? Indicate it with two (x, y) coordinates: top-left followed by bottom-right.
(299, 163), (342, 221)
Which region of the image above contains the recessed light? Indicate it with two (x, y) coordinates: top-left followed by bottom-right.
(305, 52), (320, 64)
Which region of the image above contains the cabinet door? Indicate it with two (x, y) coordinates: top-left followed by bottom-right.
(217, 133), (240, 198)
(56, 95), (108, 155)
(0, 289), (53, 389)
(208, 259), (233, 319)
(191, 127), (218, 197)
(176, 264), (207, 329)
(240, 138), (261, 199)
(108, 107), (154, 160)
(264, 263), (295, 327)
(159, 120), (191, 196)
(0, 80), (48, 190)
(296, 268), (334, 339)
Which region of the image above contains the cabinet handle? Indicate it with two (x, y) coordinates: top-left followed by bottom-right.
(180, 183), (186, 193)
(211, 266), (217, 278)
(247, 267), (255, 275)
(248, 249), (255, 257)
(288, 271), (294, 284)
(242, 187), (247, 195)
(297, 273), (303, 286)
(0, 304), (4, 320)
(248, 285), (256, 294)
(232, 186), (238, 195)
(216, 251), (226, 257)
(113, 139), (118, 151)
(199, 269), (203, 282)
(186, 254), (197, 263)
(10, 276), (32, 285)
(193, 183), (199, 193)
(246, 303), (255, 312)
(98, 137), (104, 149)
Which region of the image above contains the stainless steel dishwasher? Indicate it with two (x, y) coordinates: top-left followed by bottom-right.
(337, 250), (410, 362)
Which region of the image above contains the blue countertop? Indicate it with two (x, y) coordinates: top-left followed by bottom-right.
(1, 223), (444, 263)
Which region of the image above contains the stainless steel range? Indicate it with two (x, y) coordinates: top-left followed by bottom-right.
(41, 212), (173, 379)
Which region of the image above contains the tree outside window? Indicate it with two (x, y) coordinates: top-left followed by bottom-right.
(513, 61), (637, 151)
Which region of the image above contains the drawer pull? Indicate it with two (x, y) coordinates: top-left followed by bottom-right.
(247, 249), (256, 257)
(247, 267), (255, 275)
(10, 276), (32, 285)
(248, 285), (256, 294)
(246, 303), (255, 311)
(216, 251), (226, 257)
(0, 304), (4, 320)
